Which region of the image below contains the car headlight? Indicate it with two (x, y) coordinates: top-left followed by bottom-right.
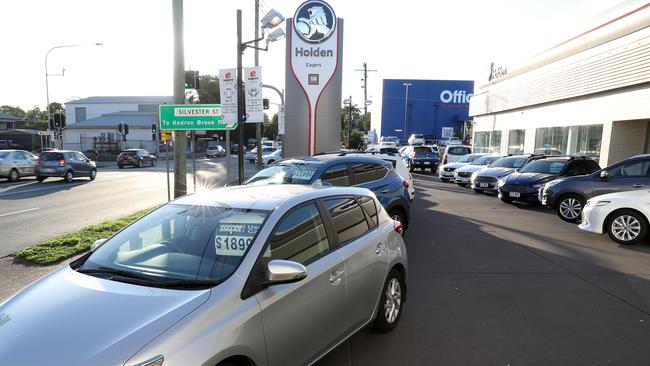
(596, 200), (611, 207)
(135, 355), (164, 366)
(532, 183), (544, 189)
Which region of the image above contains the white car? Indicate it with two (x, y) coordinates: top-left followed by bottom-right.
(438, 153), (486, 182)
(579, 190), (650, 244)
(453, 155), (504, 186)
(259, 149), (283, 166)
(245, 147), (275, 163)
(206, 145), (225, 158)
(441, 145), (472, 164)
(344, 152), (415, 201)
(407, 134), (425, 146)
(380, 136), (400, 147)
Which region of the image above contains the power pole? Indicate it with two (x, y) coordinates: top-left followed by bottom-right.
(172, 0), (187, 198)
(255, 0), (263, 171)
(355, 62), (377, 131)
(237, 9), (246, 184)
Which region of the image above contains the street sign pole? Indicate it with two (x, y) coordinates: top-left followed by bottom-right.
(192, 130), (196, 192)
(165, 141), (171, 202)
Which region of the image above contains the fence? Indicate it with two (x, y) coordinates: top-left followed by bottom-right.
(63, 137), (158, 155)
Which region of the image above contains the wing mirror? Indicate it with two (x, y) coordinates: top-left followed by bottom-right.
(600, 170), (609, 180)
(90, 238), (107, 251)
(265, 259), (307, 285)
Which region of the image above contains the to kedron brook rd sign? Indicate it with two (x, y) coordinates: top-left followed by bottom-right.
(159, 104), (235, 131)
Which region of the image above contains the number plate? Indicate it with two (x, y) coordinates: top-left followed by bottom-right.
(458, 178), (469, 182)
(423, 161), (430, 165)
(480, 183), (489, 188)
(509, 192), (521, 198)
(43, 168), (55, 173)
(214, 223), (260, 256)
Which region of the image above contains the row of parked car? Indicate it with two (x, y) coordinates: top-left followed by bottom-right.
(438, 151), (650, 245)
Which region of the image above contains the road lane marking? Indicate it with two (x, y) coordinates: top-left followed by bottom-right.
(0, 207), (40, 217)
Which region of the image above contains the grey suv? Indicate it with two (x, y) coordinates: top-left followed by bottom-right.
(542, 155), (649, 222)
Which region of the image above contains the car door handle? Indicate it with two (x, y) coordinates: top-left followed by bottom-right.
(633, 184), (645, 188)
(328, 270), (344, 285)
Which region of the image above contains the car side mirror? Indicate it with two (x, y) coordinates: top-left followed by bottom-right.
(90, 238), (107, 251)
(264, 259), (307, 286)
(600, 170), (609, 180)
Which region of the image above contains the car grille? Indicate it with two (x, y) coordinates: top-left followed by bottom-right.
(477, 176), (497, 183)
(502, 184), (532, 193)
(457, 172), (472, 178)
(444, 167), (455, 172)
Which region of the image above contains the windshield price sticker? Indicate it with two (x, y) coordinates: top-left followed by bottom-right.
(292, 169), (315, 180)
(215, 223), (261, 256)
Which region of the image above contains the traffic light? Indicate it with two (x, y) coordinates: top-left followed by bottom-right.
(151, 124), (157, 140)
(263, 98), (270, 110)
(48, 116), (55, 130)
(184, 70), (200, 89)
(118, 123), (123, 133)
(124, 124), (129, 135)
(53, 113), (63, 129)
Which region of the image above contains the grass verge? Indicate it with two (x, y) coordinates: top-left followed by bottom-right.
(15, 207), (155, 265)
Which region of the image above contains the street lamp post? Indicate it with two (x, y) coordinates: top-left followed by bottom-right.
(343, 97), (353, 149)
(235, 8), (285, 184)
(402, 82), (412, 144)
(45, 43), (102, 148)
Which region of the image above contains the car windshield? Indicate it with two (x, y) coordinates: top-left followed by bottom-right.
(472, 156), (501, 165)
(519, 160), (567, 174)
(489, 156), (528, 168)
(245, 163), (319, 185)
(456, 154), (481, 163)
(412, 134), (423, 138)
(121, 151), (138, 156)
(81, 204), (269, 284)
(40, 152), (64, 161)
(448, 147), (471, 155)
(0, 151), (10, 159)
(414, 146), (432, 153)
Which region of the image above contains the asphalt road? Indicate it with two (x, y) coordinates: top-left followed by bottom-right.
(0, 157), (259, 257)
(318, 173), (650, 366)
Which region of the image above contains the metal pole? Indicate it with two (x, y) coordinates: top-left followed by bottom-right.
(172, 0), (187, 198)
(44, 53), (51, 148)
(237, 9), (246, 184)
(165, 142), (171, 202)
(255, 0), (263, 171)
(402, 82), (411, 143)
(226, 131), (231, 184)
(192, 130), (196, 192)
(363, 63), (367, 131)
(347, 96), (352, 148)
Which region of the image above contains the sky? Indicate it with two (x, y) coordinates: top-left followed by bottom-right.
(0, 0), (626, 132)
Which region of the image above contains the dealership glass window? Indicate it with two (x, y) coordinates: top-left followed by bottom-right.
(575, 124), (603, 158)
(507, 130), (525, 155)
(474, 131), (501, 153)
(535, 127), (568, 155)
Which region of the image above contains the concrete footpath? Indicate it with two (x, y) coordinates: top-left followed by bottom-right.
(0, 255), (77, 302)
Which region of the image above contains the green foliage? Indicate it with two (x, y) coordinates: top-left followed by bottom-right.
(349, 130), (365, 150)
(263, 113), (278, 140)
(341, 104), (362, 145)
(0, 105), (26, 119)
(26, 106), (48, 123)
(15, 207), (155, 265)
(48, 102), (65, 114)
(197, 76), (220, 104)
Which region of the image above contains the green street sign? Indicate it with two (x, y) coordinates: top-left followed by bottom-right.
(159, 104), (236, 131)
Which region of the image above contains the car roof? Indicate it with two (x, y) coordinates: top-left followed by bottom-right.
(173, 184), (372, 211)
(283, 154), (392, 165)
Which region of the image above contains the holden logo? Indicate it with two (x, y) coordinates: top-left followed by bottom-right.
(293, 0), (336, 43)
(225, 72), (232, 79)
(250, 70), (257, 78)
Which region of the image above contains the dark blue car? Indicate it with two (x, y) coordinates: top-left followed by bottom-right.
(403, 145), (439, 173)
(498, 156), (598, 204)
(244, 154), (412, 229)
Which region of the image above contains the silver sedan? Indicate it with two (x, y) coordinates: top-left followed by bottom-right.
(0, 184), (408, 366)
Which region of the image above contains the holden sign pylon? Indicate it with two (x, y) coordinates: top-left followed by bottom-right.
(284, 0), (343, 157)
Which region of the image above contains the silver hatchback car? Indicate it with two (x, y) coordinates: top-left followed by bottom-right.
(0, 184), (407, 366)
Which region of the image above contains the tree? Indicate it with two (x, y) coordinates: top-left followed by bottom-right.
(341, 104), (361, 145)
(48, 102), (65, 114)
(263, 113), (278, 140)
(349, 130), (365, 150)
(26, 106), (48, 123)
(0, 105), (26, 119)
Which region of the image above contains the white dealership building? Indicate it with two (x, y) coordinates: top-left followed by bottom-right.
(469, 1), (650, 166)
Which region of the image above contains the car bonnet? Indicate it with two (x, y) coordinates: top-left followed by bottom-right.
(0, 266), (209, 365)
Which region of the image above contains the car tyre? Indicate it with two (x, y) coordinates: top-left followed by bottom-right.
(473, 188), (484, 193)
(36, 176), (46, 182)
(118, 164), (124, 169)
(606, 209), (648, 245)
(151, 159), (156, 167)
(556, 194), (585, 223)
(439, 177), (448, 182)
(372, 269), (405, 333)
(9, 169), (19, 182)
(89, 169), (97, 181)
(137, 160), (143, 168)
(388, 209), (407, 236)
(64, 170), (74, 183)
(267, 160), (275, 166)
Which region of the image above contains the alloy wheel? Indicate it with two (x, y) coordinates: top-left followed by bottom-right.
(384, 278), (402, 324)
(9, 169), (19, 182)
(559, 198), (582, 220)
(611, 215), (641, 242)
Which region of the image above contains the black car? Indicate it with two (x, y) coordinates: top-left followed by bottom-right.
(498, 156), (600, 204)
(117, 149), (156, 168)
(36, 150), (97, 183)
(542, 154), (650, 222)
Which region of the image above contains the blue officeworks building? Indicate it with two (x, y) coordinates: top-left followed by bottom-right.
(381, 79), (474, 143)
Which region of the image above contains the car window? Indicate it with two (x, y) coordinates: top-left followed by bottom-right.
(375, 165), (388, 179)
(321, 164), (350, 186)
(41, 152), (64, 161)
(76, 152), (88, 161)
(473, 156), (501, 165)
(357, 196), (378, 227)
(519, 160), (567, 174)
(85, 205), (269, 282)
(267, 203), (330, 265)
(245, 163), (319, 185)
(490, 157), (527, 168)
(0, 151), (11, 159)
(323, 197), (371, 244)
(610, 160), (650, 177)
(448, 147), (471, 155)
(414, 146), (432, 153)
(351, 163), (379, 185)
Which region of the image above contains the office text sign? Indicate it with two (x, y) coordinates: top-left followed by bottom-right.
(159, 104), (233, 130)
